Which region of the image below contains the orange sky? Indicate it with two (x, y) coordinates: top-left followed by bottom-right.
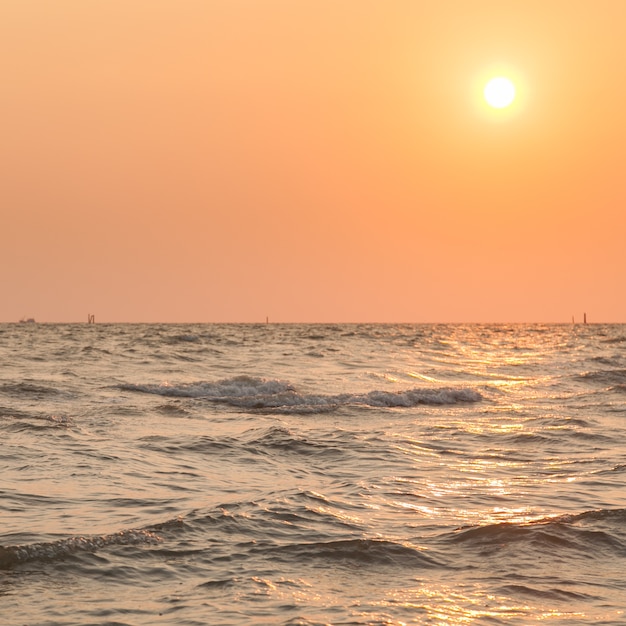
(2, 1), (625, 323)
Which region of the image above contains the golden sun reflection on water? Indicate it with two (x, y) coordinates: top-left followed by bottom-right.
(247, 573), (599, 625)
(373, 583), (586, 625)
(388, 424), (576, 528)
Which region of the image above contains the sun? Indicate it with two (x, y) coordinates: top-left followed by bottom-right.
(484, 77), (516, 109)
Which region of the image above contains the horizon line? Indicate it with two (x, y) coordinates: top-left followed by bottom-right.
(3, 320), (623, 325)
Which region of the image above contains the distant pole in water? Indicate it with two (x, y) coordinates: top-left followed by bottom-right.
(88, 313), (95, 324)
(266, 316), (269, 324)
(584, 313), (587, 324)
(572, 315), (575, 325)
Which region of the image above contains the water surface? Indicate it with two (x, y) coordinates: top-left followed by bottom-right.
(1, 323), (625, 624)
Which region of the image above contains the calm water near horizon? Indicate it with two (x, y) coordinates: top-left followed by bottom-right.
(1, 322), (625, 625)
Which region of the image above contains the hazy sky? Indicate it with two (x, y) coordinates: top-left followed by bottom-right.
(2, 1), (625, 323)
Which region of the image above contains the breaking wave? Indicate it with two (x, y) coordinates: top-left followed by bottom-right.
(0, 528), (161, 569)
(120, 375), (482, 413)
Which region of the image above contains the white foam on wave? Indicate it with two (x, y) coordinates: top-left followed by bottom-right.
(0, 529), (161, 568)
(122, 376), (482, 412)
(357, 388), (483, 407)
(121, 375), (295, 399)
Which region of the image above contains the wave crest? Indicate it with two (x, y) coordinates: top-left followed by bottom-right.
(448, 508), (626, 557)
(254, 538), (443, 568)
(121, 376), (481, 413)
(0, 529), (161, 569)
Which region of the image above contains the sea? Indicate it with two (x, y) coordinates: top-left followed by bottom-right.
(1, 322), (625, 625)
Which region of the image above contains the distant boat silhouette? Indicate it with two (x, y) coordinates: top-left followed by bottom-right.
(19, 317), (36, 324)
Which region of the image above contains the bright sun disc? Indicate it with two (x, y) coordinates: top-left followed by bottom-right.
(484, 77), (516, 108)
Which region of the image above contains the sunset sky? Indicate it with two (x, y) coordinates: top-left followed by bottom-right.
(2, 1), (625, 323)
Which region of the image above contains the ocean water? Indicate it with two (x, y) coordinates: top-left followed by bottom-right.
(1, 322), (625, 625)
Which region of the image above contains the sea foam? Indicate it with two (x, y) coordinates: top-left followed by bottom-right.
(121, 376), (482, 413)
